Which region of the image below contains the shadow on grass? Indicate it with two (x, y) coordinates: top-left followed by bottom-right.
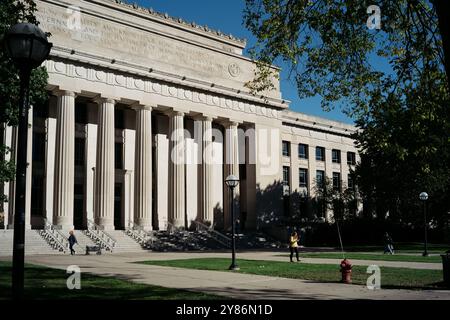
(0, 262), (222, 300)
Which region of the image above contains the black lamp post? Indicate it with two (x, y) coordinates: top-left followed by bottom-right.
(3, 23), (52, 300)
(225, 174), (239, 271)
(419, 192), (429, 257)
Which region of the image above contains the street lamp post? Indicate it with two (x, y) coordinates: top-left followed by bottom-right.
(3, 23), (52, 299)
(419, 192), (429, 257)
(225, 174), (239, 271)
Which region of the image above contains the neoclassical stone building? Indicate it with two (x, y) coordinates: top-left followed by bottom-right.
(1, 0), (359, 232)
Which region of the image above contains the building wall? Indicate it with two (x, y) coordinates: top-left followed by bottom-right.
(1, 0), (360, 232)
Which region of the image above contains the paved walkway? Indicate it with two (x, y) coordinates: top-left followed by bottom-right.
(1, 251), (449, 300)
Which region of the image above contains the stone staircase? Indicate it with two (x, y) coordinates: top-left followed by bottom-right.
(147, 230), (228, 252)
(69, 230), (97, 255)
(108, 230), (148, 253)
(0, 229), (62, 256)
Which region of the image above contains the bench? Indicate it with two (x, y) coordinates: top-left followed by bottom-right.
(85, 245), (101, 255)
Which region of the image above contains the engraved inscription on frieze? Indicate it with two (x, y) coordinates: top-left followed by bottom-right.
(35, 4), (246, 79)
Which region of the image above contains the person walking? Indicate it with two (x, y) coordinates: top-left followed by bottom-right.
(289, 231), (300, 262)
(383, 232), (394, 254)
(68, 230), (78, 255)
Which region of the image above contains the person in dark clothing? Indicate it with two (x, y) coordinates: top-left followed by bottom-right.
(383, 232), (394, 254)
(68, 231), (78, 255)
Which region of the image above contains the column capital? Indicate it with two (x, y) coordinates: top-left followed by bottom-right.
(94, 96), (117, 105)
(52, 89), (77, 98)
(165, 109), (185, 117)
(131, 104), (153, 111)
(193, 114), (215, 122)
(221, 119), (241, 128)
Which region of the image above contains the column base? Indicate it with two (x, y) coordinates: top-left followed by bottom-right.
(53, 224), (75, 231)
(134, 219), (152, 231)
(172, 219), (185, 229)
(97, 224), (115, 231)
(7, 224), (32, 230)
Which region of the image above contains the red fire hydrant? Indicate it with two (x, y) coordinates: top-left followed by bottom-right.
(340, 258), (352, 284)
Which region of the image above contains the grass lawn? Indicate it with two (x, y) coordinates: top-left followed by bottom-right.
(293, 252), (442, 263)
(139, 258), (446, 290)
(0, 261), (221, 300)
(343, 243), (450, 254)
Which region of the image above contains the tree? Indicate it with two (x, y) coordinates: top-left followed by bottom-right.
(244, 0), (450, 235)
(244, 0), (449, 114)
(312, 176), (359, 222)
(0, 0), (48, 203)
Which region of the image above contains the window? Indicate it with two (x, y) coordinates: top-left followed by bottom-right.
(283, 166), (290, 186)
(298, 144), (308, 159)
(75, 138), (85, 166)
(333, 172), (341, 191)
(31, 176), (44, 216)
(299, 168), (308, 187)
(316, 146), (325, 161)
(347, 152), (356, 165)
(115, 109), (125, 129)
(282, 141), (290, 157)
(32, 132), (46, 163)
(75, 102), (87, 124)
(115, 143), (123, 169)
(332, 149), (341, 163)
(316, 170), (325, 188)
(348, 175), (355, 190)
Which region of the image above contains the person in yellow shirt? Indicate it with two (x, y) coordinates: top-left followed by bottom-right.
(289, 231), (300, 262)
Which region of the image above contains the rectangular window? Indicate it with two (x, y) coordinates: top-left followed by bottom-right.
(333, 172), (341, 191)
(332, 149), (341, 163)
(316, 170), (325, 188)
(283, 166), (290, 186)
(32, 132), (46, 163)
(316, 146), (325, 161)
(74, 138), (85, 166)
(348, 175), (355, 190)
(347, 152), (356, 165)
(282, 141), (290, 157)
(299, 168), (308, 187)
(115, 143), (123, 169)
(75, 102), (87, 124)
(298, 144), (308, 159)
(115, 109), (125, 129)
(31, 175), (45, 216)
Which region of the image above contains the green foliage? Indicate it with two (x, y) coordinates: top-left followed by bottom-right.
(245, 0), (450, 231)
(0, 0), (49, 201)
(312, 176), (359, 221)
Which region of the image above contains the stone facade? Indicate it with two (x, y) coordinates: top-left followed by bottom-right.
(0, 0), (360, 232)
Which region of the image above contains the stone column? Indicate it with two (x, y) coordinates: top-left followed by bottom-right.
(223, 121), (240, 230)
(7, 126), (17, 229)
(44, 116), (56, 225)
(133, 105), (152, 230)
(200, 116), (213, 225)
(168, 111), (185, 228)
(25, 105), (33, 229)
(52, 91), (76, 229)
(94, 98), (115, 230)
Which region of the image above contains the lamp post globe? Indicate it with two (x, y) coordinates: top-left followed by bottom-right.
(225, 174), (239, 270)
(4, 23), (52, 300)
(419, 192), (429, 257)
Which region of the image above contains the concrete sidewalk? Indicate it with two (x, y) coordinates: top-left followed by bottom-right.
(1, 252), (449, 300)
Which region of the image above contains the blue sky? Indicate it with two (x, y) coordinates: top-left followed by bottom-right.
(135, 0), (354, 124)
